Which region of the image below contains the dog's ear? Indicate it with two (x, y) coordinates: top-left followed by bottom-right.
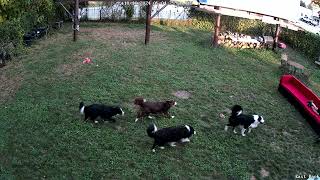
(79, 102), (84, 108)
(134, 97), (144, 105)
(149, 123), (157, 132)
(166, 100), (175, 106)
(258, 116), (265, 123)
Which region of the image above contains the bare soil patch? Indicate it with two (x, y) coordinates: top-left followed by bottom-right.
(0, 67), (23, 104)
(172, 90), (191, 99)
(81, 26), (168, 49)
(56, 49), (96, 77)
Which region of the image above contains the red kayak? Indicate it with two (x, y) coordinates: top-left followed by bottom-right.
(279, 75), (320, 129)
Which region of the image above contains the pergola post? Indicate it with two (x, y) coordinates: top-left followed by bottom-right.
(212, 6), (221, 47)
(145, 0), (153, 45)
(273, 23), (281, 50)
(73, 0), (79, 41)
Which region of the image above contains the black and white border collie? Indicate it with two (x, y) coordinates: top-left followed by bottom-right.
(79, 102), (124, 123)
(147, 123), (196, 152)
(224, 105), (265, 136)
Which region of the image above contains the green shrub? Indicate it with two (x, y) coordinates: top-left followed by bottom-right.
(0, 18), (24, 55)
(281, 29), (320, 59)
(0, 0), (57, 56)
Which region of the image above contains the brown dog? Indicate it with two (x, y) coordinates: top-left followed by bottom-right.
(134, 97), (177, 122)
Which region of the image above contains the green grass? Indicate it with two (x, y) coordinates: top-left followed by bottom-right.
(1, 22), (320, 179)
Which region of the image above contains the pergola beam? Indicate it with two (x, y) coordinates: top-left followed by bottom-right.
(151, 4), (168, 19)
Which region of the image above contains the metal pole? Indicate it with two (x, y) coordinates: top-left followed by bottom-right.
(145, 0), (153, 45)
(212, 6), (221, 47)
(86, 8), (88, 21)
(273, 23), (281, 50)
(100, 7), (102, 21)
(73, 0), (79, 41)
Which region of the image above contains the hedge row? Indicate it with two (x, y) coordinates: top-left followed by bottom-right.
(281, 29), (320, 60)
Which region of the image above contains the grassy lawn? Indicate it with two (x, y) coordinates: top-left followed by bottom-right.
(1, 22), (319, 179)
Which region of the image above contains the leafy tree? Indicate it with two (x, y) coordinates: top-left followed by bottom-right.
(0, 0), (55, 25)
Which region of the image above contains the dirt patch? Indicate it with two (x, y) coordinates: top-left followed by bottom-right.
(55, 49), (96, 77)
(0, 73), (23, 104)
(172, 90), (191, 99)
(80, 26), (168, 49)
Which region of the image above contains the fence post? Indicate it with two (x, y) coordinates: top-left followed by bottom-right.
(73, 0), (79, 41)
(86, 8), (88, 21)
(100, 8), (102, 21)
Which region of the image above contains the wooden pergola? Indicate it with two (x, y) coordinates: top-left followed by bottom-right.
(195, 3), (302, 49)
(58, 0), (302, 50)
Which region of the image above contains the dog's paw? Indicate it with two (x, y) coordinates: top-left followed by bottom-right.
(159, 146), (165, 149)
(152, 149), (156, 153)
(242, 134), (246, 137)
(224, 126), (228, 131)
(171, 116), (175, 119)
(135, 118), (139, 122)
(94, 121), (98, 124)
(148, 116), (154, 119)
(169, 142), (176, 147)
(233, 130), (237, 134)
(181, 138), (190, 143)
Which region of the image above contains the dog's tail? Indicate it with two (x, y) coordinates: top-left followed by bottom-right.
(231, 105), (243, 117)
(79, 102), (85, 114)
(147, 123), (158, 138)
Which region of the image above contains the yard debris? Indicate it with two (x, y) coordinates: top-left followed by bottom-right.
(260, 168), (270, 178)
(278, 42), (287, 49)
(82, 57), (92, 64)
(219, 113), (225, 119)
